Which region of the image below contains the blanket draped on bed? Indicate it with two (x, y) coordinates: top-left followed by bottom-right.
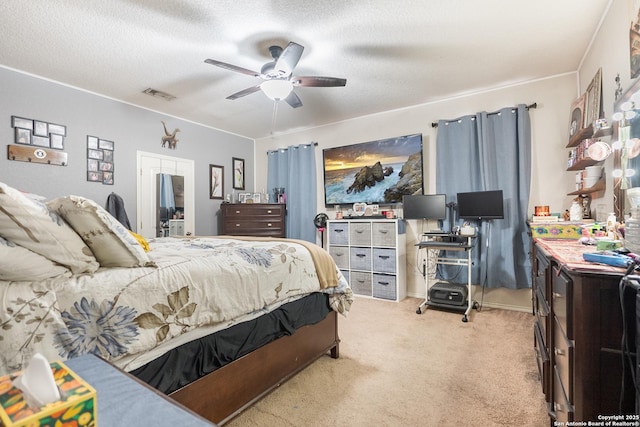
(0, 237), (352, 375)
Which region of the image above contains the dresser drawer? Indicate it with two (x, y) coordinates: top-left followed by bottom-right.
(220, 204), (286, 237)
(553, 314), (573, 404)
(372, 222), (396, 247)
(553, 365), (574, 422)
(552, 267), (571, 339)
(223, 204), (284, 218)
(222, 219), (284, 236)
(350, 222), (371, 246)
(534, 320), (549, 394)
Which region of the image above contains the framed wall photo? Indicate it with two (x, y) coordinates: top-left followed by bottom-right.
(583, 68), (602, 129)
(87, 171), (103, 182)
(15, 127), (31, 145)
(50, 133), (64, 150)
(209, 164), (224, 200)
(568, 94), (586, 138)
(88, 149), (103, 160)
(33, 121), (48, 137)
(32, 135), (50, 148)
(103, 171), (113, 185)
(232, 157), (245, 190)
(87, 136), (99, 150)
(99, 139), (114, 150)
(11, 116), (33, 131)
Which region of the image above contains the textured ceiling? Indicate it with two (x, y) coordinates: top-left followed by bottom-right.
(0, 0), (610, 140)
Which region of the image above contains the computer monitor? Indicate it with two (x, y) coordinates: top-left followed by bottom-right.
(402, 194), (447, 220)
(456, 190), (504, 220)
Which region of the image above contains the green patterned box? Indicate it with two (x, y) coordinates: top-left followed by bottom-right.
(0, 360), (96, 427)
(530, 223), (583, 239)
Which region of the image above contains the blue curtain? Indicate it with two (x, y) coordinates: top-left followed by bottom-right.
(267, 143), (317, 242)
(435, 105), (532, 289)
(159, 173), (175, 211)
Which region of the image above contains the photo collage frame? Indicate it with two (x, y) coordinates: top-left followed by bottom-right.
(11, 115), (67, 150)
(87, 135), (114, 185)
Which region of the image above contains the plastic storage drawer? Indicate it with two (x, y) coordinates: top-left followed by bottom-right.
(350, 247), (372, 270)
(350, 271), (372, 296)
(372, 274), (397, 300)
(373, 248), (396, 273)
(349, 222), (372, 246)
(328, 222), (349, 245)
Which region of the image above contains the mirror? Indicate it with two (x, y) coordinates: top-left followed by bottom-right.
(613, 77), (640, 219)
(156, 173), (185, 237)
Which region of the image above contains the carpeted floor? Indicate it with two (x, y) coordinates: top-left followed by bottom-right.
(226, 297), (548, 426)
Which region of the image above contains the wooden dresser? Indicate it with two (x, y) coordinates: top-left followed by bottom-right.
(220, 203), (286, 237)
(532, 238), (636, 423)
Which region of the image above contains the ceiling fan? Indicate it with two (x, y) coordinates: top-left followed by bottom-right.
(205, 41), (346, 108)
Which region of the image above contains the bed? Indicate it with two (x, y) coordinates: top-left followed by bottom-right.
(0, 183), (353, 425)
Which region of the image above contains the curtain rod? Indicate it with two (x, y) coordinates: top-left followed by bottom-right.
(431, 102), (537, 128)
(266, 142), (318, 154)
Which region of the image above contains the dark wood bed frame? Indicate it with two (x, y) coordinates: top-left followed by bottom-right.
(169, 310), (340, 425)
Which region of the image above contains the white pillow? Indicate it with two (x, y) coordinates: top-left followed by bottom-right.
(0, 236), (71, 281)
(0, 182), (99, 274)
(48, 195), (155, 268)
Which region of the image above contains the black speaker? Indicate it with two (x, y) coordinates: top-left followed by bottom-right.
(429, 282), (468, 307)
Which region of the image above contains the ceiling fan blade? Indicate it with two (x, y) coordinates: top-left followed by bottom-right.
(204, 58), (260, 77)
(274, 42), (304, 76)
(226, 85), (261, 100)
(284, 91), (303, 108)
(292, 76), (347, 87)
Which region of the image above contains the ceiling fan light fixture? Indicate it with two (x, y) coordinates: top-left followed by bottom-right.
(261, 79), (293, 100)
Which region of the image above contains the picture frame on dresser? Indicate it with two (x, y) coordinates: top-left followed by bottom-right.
(209, 164), (224, 200)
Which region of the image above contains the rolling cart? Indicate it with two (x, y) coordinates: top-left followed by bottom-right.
(415, 232), (479, 322)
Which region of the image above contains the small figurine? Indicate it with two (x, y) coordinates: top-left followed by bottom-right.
(161, 121), (180, 149)
(562, 209), (570, 221)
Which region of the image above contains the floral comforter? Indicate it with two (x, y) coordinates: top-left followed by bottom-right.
(0, 237), (352, 375)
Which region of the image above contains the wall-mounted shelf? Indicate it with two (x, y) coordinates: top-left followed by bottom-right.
(567, 178), (605, 195)
(566, 125), (612, 148)
(567, 157), (600, 171)
(7, 144), (68, 166)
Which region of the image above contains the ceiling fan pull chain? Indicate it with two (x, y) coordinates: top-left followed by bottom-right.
(271, 100), (280, 134)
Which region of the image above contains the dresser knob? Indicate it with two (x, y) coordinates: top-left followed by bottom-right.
(235, 224), (240, 227)
(267, 223), (272, 227)
(267, 210), (272, 213)
(235, 210), (240, 214)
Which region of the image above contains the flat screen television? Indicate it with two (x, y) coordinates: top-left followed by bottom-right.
(402, 194), (446, 220)
(456, 190), (504, 220)
(323, 133), (423, 206)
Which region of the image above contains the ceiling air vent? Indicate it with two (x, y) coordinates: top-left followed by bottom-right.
(142, 88), (176, 101)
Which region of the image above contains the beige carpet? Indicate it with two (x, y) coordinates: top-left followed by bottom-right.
(226, 297), (548, 427)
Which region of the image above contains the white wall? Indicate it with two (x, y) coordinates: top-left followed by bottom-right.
(255, 74), (579, 311)
(253, 1), (638, 311)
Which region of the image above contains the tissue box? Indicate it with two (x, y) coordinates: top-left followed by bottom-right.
(0, 360), (96, 427)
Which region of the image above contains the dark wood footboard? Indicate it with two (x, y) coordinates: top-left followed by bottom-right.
(169, 310), (340, 425)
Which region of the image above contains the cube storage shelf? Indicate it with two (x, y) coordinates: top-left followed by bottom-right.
(327, 219), (406, 302)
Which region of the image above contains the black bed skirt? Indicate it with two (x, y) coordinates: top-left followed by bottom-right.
(131, 292), (332, 394)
